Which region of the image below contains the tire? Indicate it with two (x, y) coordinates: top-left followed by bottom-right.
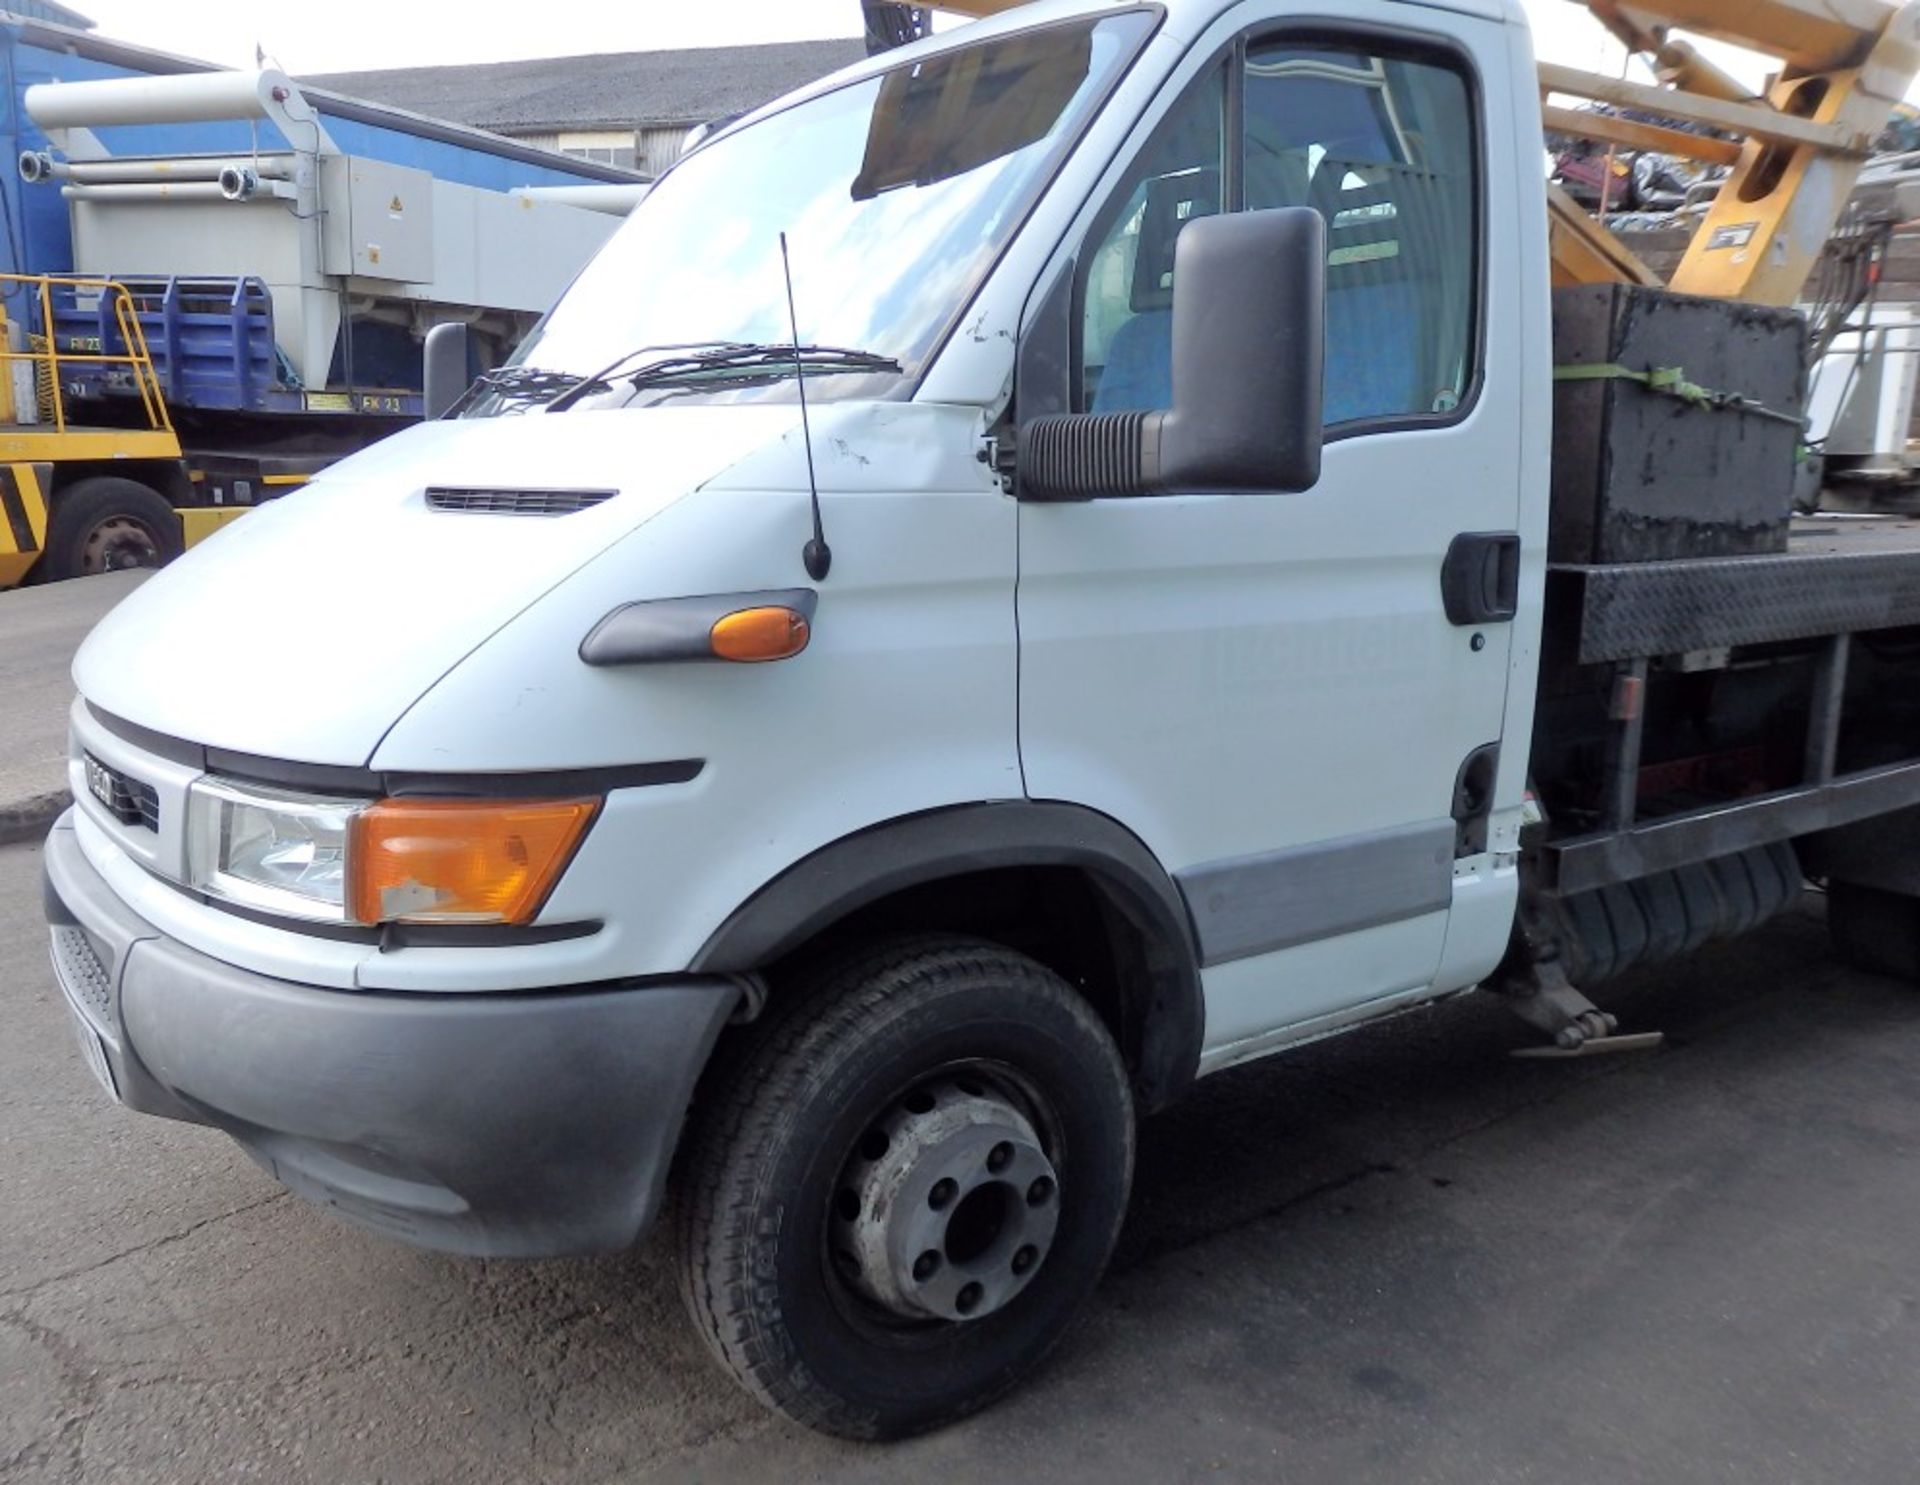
(39, 476), (183, 582)
(1828, 880), (1920, 981)
(675, 934), (1135, 1440)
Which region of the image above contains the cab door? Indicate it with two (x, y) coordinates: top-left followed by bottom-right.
(1015, 4), (1527, 1064)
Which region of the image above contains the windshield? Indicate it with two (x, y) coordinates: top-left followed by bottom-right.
(473, 12), (1154, 413)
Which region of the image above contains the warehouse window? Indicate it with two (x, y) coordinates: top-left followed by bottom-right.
(558, 131), (639, 170)
(1077, 37), (1479, 430)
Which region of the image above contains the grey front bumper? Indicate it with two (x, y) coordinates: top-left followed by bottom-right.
(43, 811), (739, 1258)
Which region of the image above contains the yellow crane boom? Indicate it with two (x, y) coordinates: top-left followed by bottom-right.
(1544, 0), (1920, 303)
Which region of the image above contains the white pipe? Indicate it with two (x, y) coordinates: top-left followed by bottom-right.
(59, 180), (296, 203)
(58, 156), (294, 185)
(60, 182), (228, 202)
(509, 183), (649, 215)
(28, 69), (293, 128)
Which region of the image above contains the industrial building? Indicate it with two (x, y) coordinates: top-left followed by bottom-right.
(309, 38), (868, 178)
(0, 6), (645, 584)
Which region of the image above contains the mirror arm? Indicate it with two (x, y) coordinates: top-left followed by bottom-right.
(1019, 410), (1166, 501)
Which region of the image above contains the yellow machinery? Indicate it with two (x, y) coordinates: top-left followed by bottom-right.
(927, 0), (1920, 311)
(1542, 0), (1920, 304)
(0, 273), (243, 588)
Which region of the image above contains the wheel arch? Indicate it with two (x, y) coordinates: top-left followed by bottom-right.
(690, 801), (1205, 1112)
(49, 460), (192, 507)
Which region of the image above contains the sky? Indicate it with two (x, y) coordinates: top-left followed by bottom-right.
(70, 0), (1741, 86)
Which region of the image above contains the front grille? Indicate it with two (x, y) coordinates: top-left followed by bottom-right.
(83, 752), (159, 832)
(425, 487), (615, 517)
(52, 925), (112, 1021)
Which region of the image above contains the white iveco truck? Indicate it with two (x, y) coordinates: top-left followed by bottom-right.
(42, 0), (1920, 1439)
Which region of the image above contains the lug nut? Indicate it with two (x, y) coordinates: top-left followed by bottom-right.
(1026, 1176), (1055, 1207)
(987, 1141), (1014, 1173)
(1012, 1244), (1038, 1275)
(913, 1249), (942, 1282)
(929, 1177), (958, 1211)
(956, 1282), (984, 1315)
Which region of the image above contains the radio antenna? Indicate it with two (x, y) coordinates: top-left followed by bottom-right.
(779, 231), (831, 582)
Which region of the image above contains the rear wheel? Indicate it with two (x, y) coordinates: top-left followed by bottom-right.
(675, 935), (1134, 1439)
(40, 476), (182, 581)
(1827, 880), (1920, 981)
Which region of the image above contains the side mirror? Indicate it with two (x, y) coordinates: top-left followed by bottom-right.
(1021, 206), (1325, 498)
(422, 321), (471, 421)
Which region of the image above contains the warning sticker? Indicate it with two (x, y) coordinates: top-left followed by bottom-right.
(1706, 221), (1759, 250)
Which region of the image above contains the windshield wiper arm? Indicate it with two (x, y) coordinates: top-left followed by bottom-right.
(543, 340), (761, 413)
(623, 342), (901, 391)
(544, 341), (901, 412)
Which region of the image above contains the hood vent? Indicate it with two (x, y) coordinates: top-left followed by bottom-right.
(426, 486), (616, 517)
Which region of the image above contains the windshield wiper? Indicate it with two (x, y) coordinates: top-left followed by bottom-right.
(546, 341), (901, 412)
(544, 340), (760, 413)
(632, 343), (902, 390)
(452, 364), (588, 414)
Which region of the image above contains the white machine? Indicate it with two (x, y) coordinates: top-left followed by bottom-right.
(20, 69), (631, 391)
(1809, 306), (1920, 496)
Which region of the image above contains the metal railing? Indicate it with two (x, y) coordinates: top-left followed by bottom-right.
(0, 272), (173, 435)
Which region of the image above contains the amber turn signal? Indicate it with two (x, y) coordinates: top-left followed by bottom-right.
(710, 605), (811, 662)
(347, 797), (599, 925)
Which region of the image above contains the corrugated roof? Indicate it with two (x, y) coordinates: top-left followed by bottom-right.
(306, 38), (869, 136)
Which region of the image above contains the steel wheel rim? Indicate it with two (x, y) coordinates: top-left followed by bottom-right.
(822, 1058), (1066, 1335)
(81, 514), (162, 574)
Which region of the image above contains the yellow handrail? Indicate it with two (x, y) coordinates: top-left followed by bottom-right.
(0, 272), (174, 435)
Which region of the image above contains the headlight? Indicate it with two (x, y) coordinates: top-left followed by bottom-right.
(187, 778), (360, 921)
(186, 778), (598, 926)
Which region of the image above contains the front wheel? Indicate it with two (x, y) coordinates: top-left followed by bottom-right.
(675, 935), (1135, 1439)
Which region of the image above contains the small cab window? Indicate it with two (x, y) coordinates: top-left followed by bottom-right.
(1078, 66), (1226, 416)
(1076, 38), (1478, 427)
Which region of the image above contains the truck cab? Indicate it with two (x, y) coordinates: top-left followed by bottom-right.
(45, 0), (1900, 1440)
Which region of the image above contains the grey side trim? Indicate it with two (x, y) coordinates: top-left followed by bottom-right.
(1178, 820), (1456, 966)
(580, 589), (818, 667)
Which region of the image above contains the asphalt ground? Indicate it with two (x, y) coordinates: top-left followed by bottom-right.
(6, 831), (1920, 1483)
(0, 572), (146, 844)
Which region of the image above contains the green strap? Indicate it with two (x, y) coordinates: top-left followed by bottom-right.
(1553, 360), (1804, 429)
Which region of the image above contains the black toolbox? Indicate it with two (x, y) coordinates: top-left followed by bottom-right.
(1549, 284), (1806, 564)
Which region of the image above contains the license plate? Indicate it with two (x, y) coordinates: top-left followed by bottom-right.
(67, 1004), (119, 1103)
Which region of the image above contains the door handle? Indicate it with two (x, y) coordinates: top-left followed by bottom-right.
(1441, 532), (1520, 626)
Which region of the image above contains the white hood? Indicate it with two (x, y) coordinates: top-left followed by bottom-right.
(73, 405), (799, 764)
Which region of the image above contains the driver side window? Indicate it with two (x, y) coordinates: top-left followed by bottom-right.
(1074, 36), (1480, 428)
